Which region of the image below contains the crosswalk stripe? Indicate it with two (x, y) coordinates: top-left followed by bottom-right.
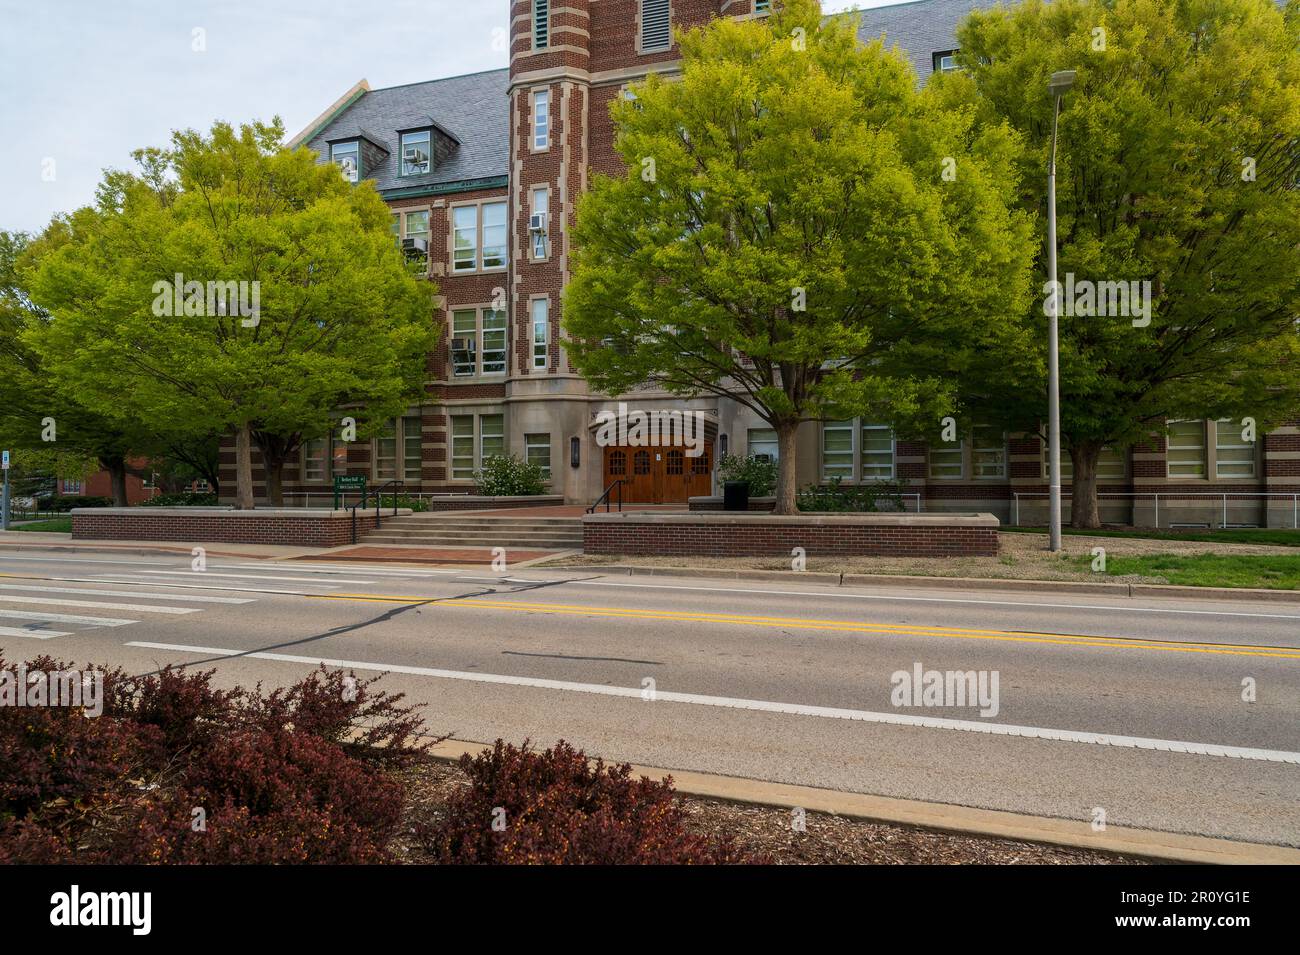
(0, 609), (136, 627)
(0, 596), (199, 615)
(0, 625), (73, 640)
(129, 571), (374, 585)
(0, 584), (252, 604)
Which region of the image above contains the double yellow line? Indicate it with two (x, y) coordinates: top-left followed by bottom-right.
(314, 592), (1300, 660)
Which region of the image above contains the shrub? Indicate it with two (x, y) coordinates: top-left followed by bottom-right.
(797, 477), (907, 513)
(374, 493), (429, 513)
(36, 495), (113, 512)
(717, 453), (777, 497)
(137, 492), (219, 507)
(0, 654), (429, 864)
(474, 454), (546, 496)
(419, 739), (759, 864)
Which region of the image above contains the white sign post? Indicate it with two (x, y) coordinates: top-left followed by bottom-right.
(1, 450), (10, 531)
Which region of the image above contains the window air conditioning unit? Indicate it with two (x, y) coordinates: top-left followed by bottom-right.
(401, 237), (428, 254)
(529, 212), (548, 235)
(451, 337), (474, 352)
(403, 147), (429, 169)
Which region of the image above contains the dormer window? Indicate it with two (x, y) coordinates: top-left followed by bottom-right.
(400, 129), (431, 176)
(330, 141), (360, 182)
(933, 50), (959, 73)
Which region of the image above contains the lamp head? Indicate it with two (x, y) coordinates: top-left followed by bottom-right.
(1049, 70), (1077, 97)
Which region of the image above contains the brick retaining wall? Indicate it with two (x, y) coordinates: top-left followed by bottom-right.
(688, 496), (777, 512)
(71, 508), (407, 548)
(583, 513), (999, 558)
(423, 495), (564, 511)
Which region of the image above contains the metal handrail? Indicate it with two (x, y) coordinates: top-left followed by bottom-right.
(371, 480), (404, 531)
(587, 479), (625, 514)
(1012, 491), (1300, 529)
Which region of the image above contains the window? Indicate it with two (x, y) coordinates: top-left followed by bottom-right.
(861, 425), (895, 480)
(748, 427), (779, 462)
(452, 201), (507, 272)
(533, 0), (549, 49)
(451, 310), (477, 377)
(302, 439), (327, 482)
(375, 419), (398, 480)
(1044, 446), (1127, 481)
(972, 426), (1005, 479)
(641, 0), (671, 52)
(452, 416), (475, 479)
(1215, 419), (1255, 478)
(929, 435), (963, 479)
(450, 307), (507, 377)
(403, 416), (423, 481)
(532, 297), (549, 370)
(330, 141), (360, 182)
(533, 89), (550, 150)
(390, 213), (401, 240)
(755, 0), (772, 13)
(822, 420), (854, 480)
(933, 50), (959, 73)
(403, 210), (429, 242)
(61, 478), (83, 495)
(531, 186), (549, 259)
(480, 414), (505, 463)
(331, 436), (349, 475)
(482, 309), (507, 375)
(1167, 420), (1207, 478)
(526, 433), (552, 479)
(400, 129), (431, 176)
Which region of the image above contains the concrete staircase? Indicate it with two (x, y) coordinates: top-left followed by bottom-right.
(359, 511), (583, 550)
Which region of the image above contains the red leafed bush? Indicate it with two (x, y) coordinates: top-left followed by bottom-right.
(420, 739), (758, 864)
(0, 652), (425, 864)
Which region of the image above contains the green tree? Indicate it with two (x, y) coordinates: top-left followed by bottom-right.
(958, 0), (1300, 527)
(564, 0), (1038, 513)
(0, 229), (149, 505)
(26, 120), (438, 508)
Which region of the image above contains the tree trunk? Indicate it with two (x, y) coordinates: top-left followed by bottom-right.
(101, 456), (129, 507)
(773, 420), (800, 515)
(1070, 441), (1102, 529)
(234, 422), (255, 510)
(264, 459), (284, 507)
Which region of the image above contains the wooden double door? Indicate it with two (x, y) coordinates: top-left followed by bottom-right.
(602, 443), (713, 503)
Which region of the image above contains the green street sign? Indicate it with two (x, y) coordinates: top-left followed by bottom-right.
(333, 474), (367, 509)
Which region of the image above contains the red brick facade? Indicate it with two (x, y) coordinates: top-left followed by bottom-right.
(71, 509), (390, 548)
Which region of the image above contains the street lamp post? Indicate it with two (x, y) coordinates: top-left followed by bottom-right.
(1046, 70), (1075, 553)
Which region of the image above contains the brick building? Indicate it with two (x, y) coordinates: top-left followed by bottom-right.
(223, 0), (1299, 528)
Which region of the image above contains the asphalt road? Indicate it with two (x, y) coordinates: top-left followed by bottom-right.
(1, 547), (1297, 846)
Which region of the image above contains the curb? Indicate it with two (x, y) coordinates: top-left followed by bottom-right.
(419, 738), (1300, 865)
(559, 564), (1300, 603)
(0, 541), (312, 560)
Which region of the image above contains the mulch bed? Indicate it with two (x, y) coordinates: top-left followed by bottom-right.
(390, 757), (1148, 865)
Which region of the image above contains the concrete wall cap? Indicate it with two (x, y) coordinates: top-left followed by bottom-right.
(583, 512), (1000, 527)
(72, 507), (414, 518)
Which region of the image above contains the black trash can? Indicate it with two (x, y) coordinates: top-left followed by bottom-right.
(723, 481), (750, 512)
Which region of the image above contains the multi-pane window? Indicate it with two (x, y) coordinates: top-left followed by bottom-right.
(451, 416), (475, 479)
(533, 0), (549, 49)
(754, 0), (772, 13)
(451, 310), (477, 377)
(533, 89), (550, 149)
(400, 129), (431, 176)
(972, 426), (1006, 478)
(403, 417), (423, 481)
(452, 201), (508, 272)
(375, 420), (399, 480)
(531, 298), (549, 370)
(403, 210), (429, 242)
(861, 425), (895, 480)
(1215, 419), (1256, 478)
(748, 427), (779, 462)
(480, 414), (505, 463)
(390, 213), (401, 240)
(482, 309), (507, 375)
(1046, 446), (1127, 481)
(933, 50), (959, 73)
(62, 479), (84, 494)
(531, 186), (549, 259)
(929, 435), (963, 479)
(375, 416), (423, 482)
(302, 439), (327, 481)
(641, 0), (672, 52)
(331, 436), (349, 475)
(526, 433), (552, 479)
(822, 420), (854, 480)
(330, 141), (359, 182)
(1167, 420), (1207, 478)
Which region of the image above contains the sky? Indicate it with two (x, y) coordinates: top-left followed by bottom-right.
(0, 1), (908, 235)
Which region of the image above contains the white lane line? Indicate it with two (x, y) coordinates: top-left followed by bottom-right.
(0, 625), (72, 640)
(0, 556), (175, 566)
(127, 571), (374, 585)
(0, 584), (252, 604)
(0, 595), (199, 615)
(126, 641), (1300, 765)
(0, 609), (135, 627)
(567, 579), (1300, 621)
(87, 577), (329, 597)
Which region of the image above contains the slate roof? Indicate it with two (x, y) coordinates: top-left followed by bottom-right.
(853, 0), (1009, 81)
(304, 68), (509, 195)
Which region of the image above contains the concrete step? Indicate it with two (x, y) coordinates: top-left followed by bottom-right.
(360, 535), (579, 548)
(364, 528), (581, 540)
